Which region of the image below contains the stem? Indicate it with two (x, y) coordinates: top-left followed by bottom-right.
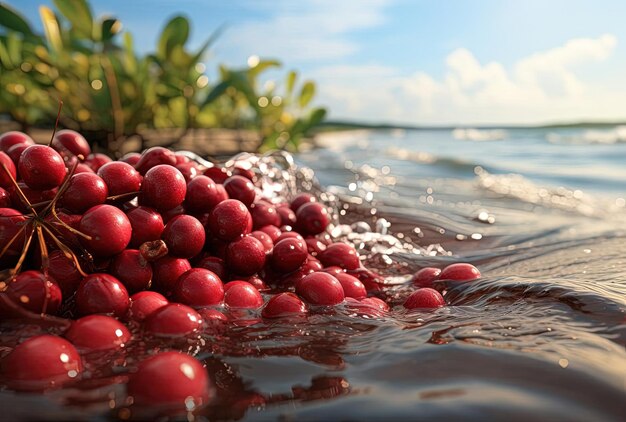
(41, 224), (89, 277)
(50, 207), (92, 240)
(48, 100), (64, 147)
(0, 163), (36, 216)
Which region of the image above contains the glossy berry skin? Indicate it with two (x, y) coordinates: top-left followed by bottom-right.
(162, 214), (205, 258)
(0, 151), (16, 189)
(335, 273), (367, 299)
(276, 206), (297, 227)
(152, 256), (192, 295)
(223, 175), (256, 206)
(198, 308), (228, 325)
(126, 206), (164, 248)
(175, 162), (200, 182)
(1, 335), (82, 391)
(208, 199), (252, 241)
(318, 243), (361, 270)
(185, 175), (222, 213)
(18, 145), (66, 190)
(84, 153), (112, 172)
(412, 267), (441, 288)
(60, 173), (108, 213)
(47, 251), (82, 296)
(290, 193), (316, 212)
(6, 143), (29, 167)
(271, 237), (308, 273)
(438, 263), (481, 282)
(127, 291), (168, 323)
(79, 205), (132, 257)
(275, 231), (304, 243)
(145, 303), (203, 337)
(296, 272), (345, 306)
(110, 249), (153, 293)
(226, 235), (266, 276)
(0, 187), (10, 207)
(223, 281), (263, 309)
(305, 238), (327, 256)
(403, 288), (446, 309)
(361, 297), (390, 312)
(6, 271), (62, 314)
(250, 230), (273, 253)
(232, 166), (255, 181)
(196, 256), (227, 280)
(134, 146), (177, 175)
(65, 315), (131, 352)
(75, 273), (130, 318)
(120, 152), (141, 165)
(0, 131), (34, 153)
(250, 202), (280, 229)
(141, 165), (187, 211)
(127, 352), (211, 408)
(296, 202), (330, 235)
(204, 166), (230, 184)
(262, 292), (307, 318)
(258, 225), (281, 242)
(97, 161), (142, 198)
(52, 129), (90, 159)
(0, 208), (26, 258)
(174, 268), (224, 307)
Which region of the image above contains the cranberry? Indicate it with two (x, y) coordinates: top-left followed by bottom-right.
(0, 187), (11, 207)
(52, 129), (91, 159)
(174, 268), (224, 307)
(196, 256), (227, 280)
(296, 202), (330, 235)
(6, 270), (62, 314)
(120, 152), (141, 165)
(0, 151), (17, 189)
(208, 199), (252, 241)
(8, 182), (55, 211)
(185, 175), (222, 213)
(258, 224), (281, 242)
(439, 263), (481, 282)
(74, 163), (94, 174)
(322, 266), (345, 276)
(250, 230), (273, 253)
(198, 308), (228, 325)
(127, 352), (211, 408)
(305, 238), (327, 256)
(177, 162), (202, 182)
(145, 303), (203, 337)
(152, 256), (192, 294)
(141, 164), (187, 211)
(126, 206), (164, 247)
(296, 272), (345, 306)
(1, 335), (82, 391)
(232, 166), (256, 181)
(134, 147), (177, 175)
(46, 251), (82, 296)
(404, 288), (446, 309)
(275, 231), (304, 243)
(97, 161), (142, 198)
(346, 267), (384, 292)
(109, 250), (153, 293)
(160, 214), (205, 258)
(18, 145), (66, 190)
(75, 273), (129, 317)
(79, 204), (132, 257)
(360, 297), (390, 312)
(346, 297), (388, 317)
(65, 315), (131, 351)
(240, 274), (269, 291)
(226, 235), (266, 276)
(204, 166), (230, 184)
(276, 205), (297, 226)
(290, 193), (316, 212)
(127, 291), (168, 323)
(271, 237), (308, 273)
(250, 202), (280, 229)
(0, 131), (34, 153)
(45, 211), (81, 246)
(412, 267), (441, 288)
(223, 175), (256, 206)
(0, 208), (26, 259)
(60, 173), (108, 213)
(223, 281), (263, 309)
(6, 143), (29, 167)
(318, 243), (361, 270)
(335, 273), (367, 299)
(84, 153), (112, 172)
(262, 292), (307, 318)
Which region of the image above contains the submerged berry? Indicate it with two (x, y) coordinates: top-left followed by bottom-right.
(262, 292), (307, 318)
(145, 303), (203, 337)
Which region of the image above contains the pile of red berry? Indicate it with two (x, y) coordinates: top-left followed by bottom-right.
(0, 129), (481, 414)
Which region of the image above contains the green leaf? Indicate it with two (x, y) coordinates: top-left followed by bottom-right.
(202, 80), (229, 107)
(190, 24), (224, 64)
(101, 18), (121, 43)
(249, 59), (281, 77)
(298, 81), (315, 108)
(157, 15), (189, 60)
(229, 70), (259, 110)
(307, 107), (326, 129)
(53, 0), (93, 40)
(0, 4), (34, 35)
(0, 39), (13, 68)
(286, 71), (297, 96)
(39, 6), (63, 52)
(6, 32), (21, 64)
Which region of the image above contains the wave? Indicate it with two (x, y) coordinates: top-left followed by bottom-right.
(547, 125), (626, 144)
(452, 128), (508, 142)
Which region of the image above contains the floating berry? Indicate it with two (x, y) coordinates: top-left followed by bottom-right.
(18, 145), (66, 190)
(52, 129), (90, 159)
(296, 272), (345, 306)
(126, 291), (168, 323)
(290, 193), (316, 212)
(126, 206), (164, 248)
(226, 235), (266, 276)
(141, 165), (187, 211)
(134, 146), (177, 175)
(174, 268), (224, 307)
(79, 204), (132, 257)
(6, 270), (62, 314)
(270, 237), (308, 273)
(438, 263), (481, 282)
(250, 202), (280, 229)
(223, 281), (263, 309)
(185, 175), (221, 213)
(151, 256), (192, 295)
(162, 214), (205, 258)
(411, 267), (441, 288)
(109, 249), (153, 293)
(1, 335), (82, 391)
(403, 288), (446, 309)
(262, 292), (307, 318)
(60, 173), (108, 213)
(208, 199), (252, 241)
(360, 297), (390, 312)
(335, 273), (367, 299)
(145, 303), (203, 337)
(65, 315), (131, 352)
(296, 202), (330, 235)
(318, 243), (361, 270)
(75, 273), (129, 318)
(84, 153), (112, 172)
(97, 161), (142, 198)
(223, 175), (256, 206)
(0, 131), (34, 153)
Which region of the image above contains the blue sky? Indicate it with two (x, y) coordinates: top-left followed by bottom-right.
(8, 0), (626, 125)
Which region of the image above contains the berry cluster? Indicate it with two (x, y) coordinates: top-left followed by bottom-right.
(0, 129), (481, 413)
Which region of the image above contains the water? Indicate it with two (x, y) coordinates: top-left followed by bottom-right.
(1, 127), (625, 421)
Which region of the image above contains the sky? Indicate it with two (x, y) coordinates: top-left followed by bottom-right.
(8, 0), (626, 125)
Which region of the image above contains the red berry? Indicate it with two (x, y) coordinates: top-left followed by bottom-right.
(0, 187), (11, 207)
(120, 152), (141, 165)
(360, 297), (390, 312)
(79, 204), (132, 257)
(60, 173), (108, 213)
(226, 235), (266, 276)
(185, 175), (222, 213)
(411, 267), (441, 288)
(196, 256), (227, 280)
(141, 165), (187, 211)
(0, 151), (17, 189)
(305, 238), (327, 256)
(6, 143), (29, 167)
(127, 352), (211, 408)
(84, 153), (112, 172)
(65, 315), (131, 351)
(250, 202), (280, 229)
(290, 193), (316, 212)
(134, 146), (177, 175)
(162, 214), (205, 258)
(275, 231), (304, 243)
(223, 175), (256, 206)
(271, 237), (308, 273)
(152, 256), (192, 295)
(258, 224), (281, 242)
(318, 243), (361, 270)
(250, 230), (273, 253)
(52, 129), (90, 159)
(262, 292), (307, 318)
(0, 131), (34, 153)
(75, 273), (129, 317)
(439, 263), (481, 282)
(145, 303), (203, 337)
(174, 268), (224, 307)
(126, 206), (165, 248)
(404, 288), (446, 309)
(97, 161), (142, 198)
(204, 166), (230, 184)
(232, 166), (255, 181)
(276, 205), (297, 226)
(46, 250), (82, 296)
(335, 273), (367, 299)
(175, 162), (200, 182)
(223, 281), (263, 309)
(18, 145), (66, 190)
(0, 208), (26, 260)
(296, 272), (345, 306)
(296, 202), (330, 235)
(1, 335), (82, 391)
(208, 199), (252, 241)
(127, 291), (168, 323)
(198, 308), (228, 326)
(109, 249), (153, 293)
(6, 270), (62, 314)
